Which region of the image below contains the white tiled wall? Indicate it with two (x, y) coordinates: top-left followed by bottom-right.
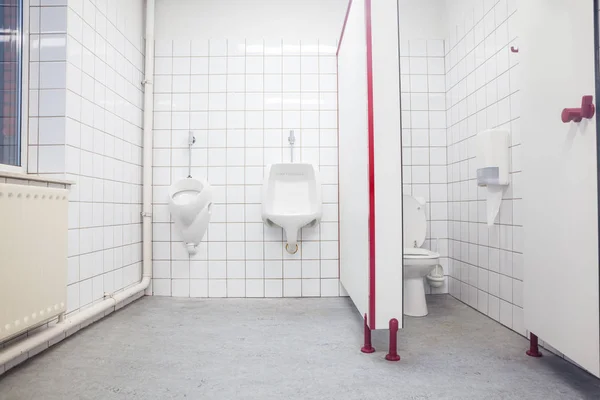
(154, 0), (349, 40)
(0, 1), (145, 372)
(28, 1), (68, 176)
(399, 38), (449, 294)
(30, 0), (146, 314)
(444, 0), (523, 335)
(151, 38), (341, 298)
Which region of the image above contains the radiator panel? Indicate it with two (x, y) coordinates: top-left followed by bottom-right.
(0, 183), (69, 342)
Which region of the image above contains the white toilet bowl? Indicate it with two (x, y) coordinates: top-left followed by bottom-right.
(262, 163), (322, 253)
(168, 177), (212, 255)
(403, 195), (439, 317)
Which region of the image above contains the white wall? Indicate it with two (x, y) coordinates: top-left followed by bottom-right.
(30, 0), (146, 314)
(398, 0), (446, 40)
(155, 0), (349, 40)
(0, 0), (145, 375)
(152, 0), (346, 300)
(397, 0), (449, 294)
(444, 0), (522, 334)
(151, 38), (341, 298)
(444, 0), (498, 36)
(400, 38), (448, 293)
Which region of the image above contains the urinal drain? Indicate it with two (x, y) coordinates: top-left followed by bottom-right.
(285, 243), (299, 254)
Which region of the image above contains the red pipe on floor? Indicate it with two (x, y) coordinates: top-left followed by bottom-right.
(361, 314), (375, 353)
(526, 333), (543, 357)
(385, 318), (400, 361)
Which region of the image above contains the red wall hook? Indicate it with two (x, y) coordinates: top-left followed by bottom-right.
(562, 95), (595, 123)
(510, 46), (519, 53)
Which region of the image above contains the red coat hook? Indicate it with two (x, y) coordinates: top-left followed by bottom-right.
(562, 95), (595, 123)
(510, 46), (519, 53)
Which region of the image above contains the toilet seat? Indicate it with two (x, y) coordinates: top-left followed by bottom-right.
(403, 195), (439, 262)
(403, 248), (439, 269)
(404, 248), (439, 259)
(403, 195), (427, 249)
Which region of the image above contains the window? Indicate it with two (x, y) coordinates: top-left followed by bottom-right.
(0, 0), (23, 168)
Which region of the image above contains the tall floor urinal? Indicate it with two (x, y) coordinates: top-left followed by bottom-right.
(168, 177), (212, 255)
(262, 163), (322, 254)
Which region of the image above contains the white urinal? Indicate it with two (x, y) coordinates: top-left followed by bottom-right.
(168, 177), (212, 255)
(262, 163), (322, 254)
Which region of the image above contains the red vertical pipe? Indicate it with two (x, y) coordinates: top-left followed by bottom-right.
(385, 318), (400, 361)
(526, 333), (543, 357)
(365, 0), (376, 331)
(361, 314), (375, 353)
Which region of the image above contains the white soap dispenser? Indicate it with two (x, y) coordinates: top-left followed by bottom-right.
(476, 129), (510, 226)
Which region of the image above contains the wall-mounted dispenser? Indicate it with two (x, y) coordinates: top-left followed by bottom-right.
(476, 129), (510, 226)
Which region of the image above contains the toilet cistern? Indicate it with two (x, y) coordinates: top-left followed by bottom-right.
(262, 163), (322, 254)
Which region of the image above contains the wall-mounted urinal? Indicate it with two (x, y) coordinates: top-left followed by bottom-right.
(262, 163), (322, 254)
(168, 177), (212, 255)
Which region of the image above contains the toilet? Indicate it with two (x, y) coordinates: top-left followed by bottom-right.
(168, 177), (212, 255)
(262, 163), (322, 254)
(403, 195), (440, 317)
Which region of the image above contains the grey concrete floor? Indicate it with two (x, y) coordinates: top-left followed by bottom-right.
(1, 295), (600, 400)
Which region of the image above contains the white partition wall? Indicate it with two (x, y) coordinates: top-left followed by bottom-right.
(337, 0), (403, 330)
(370, 0), (403, 329)
(338, 0), (370, 321)
(521, 0), (600, 377)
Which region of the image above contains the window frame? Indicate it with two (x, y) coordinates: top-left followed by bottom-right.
(0, 0), (29, 174)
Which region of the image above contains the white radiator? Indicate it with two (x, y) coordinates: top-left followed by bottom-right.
(0, 183), (69, 342)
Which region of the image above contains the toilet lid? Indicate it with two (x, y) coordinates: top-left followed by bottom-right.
(403, 195), (426, 248)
